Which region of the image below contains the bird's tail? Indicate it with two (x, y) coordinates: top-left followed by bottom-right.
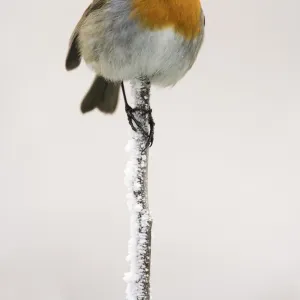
(80, 76), (120, 114)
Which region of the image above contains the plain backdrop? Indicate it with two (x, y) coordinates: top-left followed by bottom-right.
(1, 0), (300, 299)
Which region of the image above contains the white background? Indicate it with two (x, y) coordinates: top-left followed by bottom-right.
(1, 0), (300, 299)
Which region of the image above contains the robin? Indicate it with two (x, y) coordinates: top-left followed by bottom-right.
(65, 0), (205, 145)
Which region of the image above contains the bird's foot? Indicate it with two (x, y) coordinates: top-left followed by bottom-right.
(125, 103), (155, 151)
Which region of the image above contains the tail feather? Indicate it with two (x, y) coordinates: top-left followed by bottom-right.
(81, 76), (120, 114)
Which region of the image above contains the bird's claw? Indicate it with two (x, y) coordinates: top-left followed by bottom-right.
(125, 104), (155, 152)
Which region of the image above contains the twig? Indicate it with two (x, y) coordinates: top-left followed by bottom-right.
(124, 78), (153, 300)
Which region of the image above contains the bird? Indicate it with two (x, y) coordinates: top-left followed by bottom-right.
(65, 0), (205, 146)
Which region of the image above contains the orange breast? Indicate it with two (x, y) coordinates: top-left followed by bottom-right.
(130, 0), (202, 40)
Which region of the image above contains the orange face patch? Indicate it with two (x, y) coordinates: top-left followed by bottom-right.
(130, 0), (202, 40)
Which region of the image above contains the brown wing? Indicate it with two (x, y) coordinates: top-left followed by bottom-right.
(65, 0), (105, 71)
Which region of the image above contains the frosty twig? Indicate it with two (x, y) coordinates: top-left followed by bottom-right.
(124, 78), (153, 300)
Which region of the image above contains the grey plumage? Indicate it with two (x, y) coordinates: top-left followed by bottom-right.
(65, 0), (119, 114)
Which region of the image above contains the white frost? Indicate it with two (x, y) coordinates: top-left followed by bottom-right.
(123, 80), (152, 300)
